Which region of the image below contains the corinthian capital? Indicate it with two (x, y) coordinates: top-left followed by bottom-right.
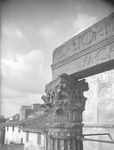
(42, 73), (88, 123)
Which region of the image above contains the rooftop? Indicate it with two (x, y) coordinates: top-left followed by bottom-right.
(0, 113), (47, 133)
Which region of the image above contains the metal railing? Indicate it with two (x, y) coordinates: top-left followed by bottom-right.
(77, 133), (114, 144)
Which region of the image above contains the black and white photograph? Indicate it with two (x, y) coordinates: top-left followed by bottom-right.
(0, 0), (114, 150)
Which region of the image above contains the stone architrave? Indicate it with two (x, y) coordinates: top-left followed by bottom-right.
(42, 73), (88, 150)
(41, 12), (114, 150)
(52, 13), (114, 79)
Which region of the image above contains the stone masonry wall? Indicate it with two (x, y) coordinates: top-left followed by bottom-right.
(0, 144), (24, 150)
(83, 69), (114, 150)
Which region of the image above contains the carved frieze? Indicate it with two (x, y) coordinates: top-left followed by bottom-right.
(50, 128), (82, 139)
(52, 13), (114, 65)
(42, 73), (88, 124)
(79, 41), (114, 69)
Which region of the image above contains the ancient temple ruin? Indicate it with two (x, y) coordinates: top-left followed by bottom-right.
(41, 12), (114, 150)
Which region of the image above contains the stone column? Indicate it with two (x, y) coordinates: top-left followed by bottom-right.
(42, 73), (88, 150)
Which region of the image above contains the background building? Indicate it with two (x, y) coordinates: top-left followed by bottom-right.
(0, 115), (6, 145)
(19, 104), (43, 120)
(19, 106), (33, 120)
(31, 103), (42, 113)
(4, 114), (45, 150)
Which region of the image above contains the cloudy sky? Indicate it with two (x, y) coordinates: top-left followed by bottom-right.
(1, 0), (114, 117)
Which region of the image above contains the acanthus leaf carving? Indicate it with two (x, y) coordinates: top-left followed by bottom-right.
(42, 73), (88, 123)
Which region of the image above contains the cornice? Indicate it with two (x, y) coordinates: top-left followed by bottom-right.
(52, 34), (114, 70)
(51, 12), (114, 71)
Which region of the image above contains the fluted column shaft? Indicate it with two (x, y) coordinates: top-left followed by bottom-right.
(42, 73), (88, 150)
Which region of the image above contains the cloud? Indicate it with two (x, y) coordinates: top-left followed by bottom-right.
(1, 50), (50, 94)
(1, 87), (25, 99)
(2, 25), (25, 39)
(1, 50), (52, 117)
(1, 92), (43, 117)
(1, 0), (113, 118)
(39, 26), (56, 39)
(1, 24), (32, 58)
(73, 13), (97, 33)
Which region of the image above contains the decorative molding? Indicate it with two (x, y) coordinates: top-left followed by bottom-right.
(52, 13), (114, 65)
(52, 36), (114, 70)
(84, 124), (114, 128)
(42, 73), (88, 125)
(51, 13), (114, 79)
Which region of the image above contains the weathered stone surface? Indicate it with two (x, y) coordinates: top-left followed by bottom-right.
(82, 69), (114, 149)
(43, 12), (114, 150)
(52, 13), (114, 79)
(83, 69), (114, 125)
(42, 73), (88, 149)
(0, 144), (24, 150)
(83, 126), (114, 150)
(42, 73), (88, 124)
